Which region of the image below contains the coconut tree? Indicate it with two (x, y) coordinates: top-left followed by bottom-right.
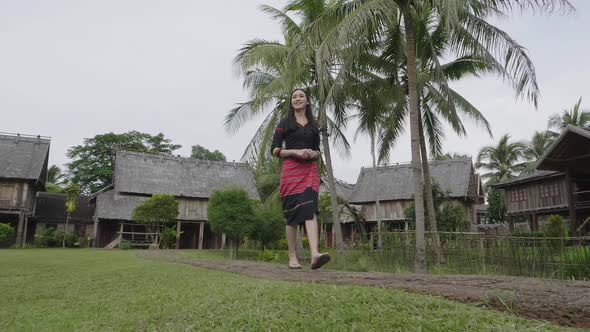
(228, 1), (356, 256)
(46, 165), (67, 193)
(307, 0), (572, 273)
(62, 183), (81, 248)
(548, 97), (590, 135)
(476, 134), (527, 187)
(522, 130), (554, 172)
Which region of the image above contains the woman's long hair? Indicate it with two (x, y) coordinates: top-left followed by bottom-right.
(286, 88), (318, 131)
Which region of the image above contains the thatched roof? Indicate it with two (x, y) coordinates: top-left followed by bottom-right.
(492, 170), (563, 188)
(536, 125), (590, 177)
(114, 150), (259, 199)
(96, 189), (148, 220)
(33, 192), (94, 222)
(349, 158), (476, 204)
(320, 177), (355, 201)
(0, 133), (50, 185)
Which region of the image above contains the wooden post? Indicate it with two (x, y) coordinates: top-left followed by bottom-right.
(508, 214), (514, 234)
(531, 212), (538, 233)
(198, 222), (205, 250)
(565, 172), (578, 236)
(92, 216), (99, 248)
(15, 210), (25, 247)
(221, 232), (226, 249)
(479, 234), (486, 274)
(118, 223), (124, 248)
(22, 214), (29, 246)
(175, 220), (181, 249)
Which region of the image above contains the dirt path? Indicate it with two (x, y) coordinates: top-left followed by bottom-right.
(142, 251), (590, 329)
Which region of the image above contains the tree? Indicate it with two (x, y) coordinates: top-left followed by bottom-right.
(62, 183), (81, 248)
(476, 134), (527, 187)
(486, 188), (506, 224)
(46, 165), (67, 193)
(548, 97), (590, 135)
(207, 187), (255, 259)
(250, 204), (284, 250)
(191, 145), (227, 161)
(522, 130), (554, 173)
(67, 131), (181, 193)
(438, 202), (469, 232)
(132, 194), (179, 247)
(228, 1), (353, 257)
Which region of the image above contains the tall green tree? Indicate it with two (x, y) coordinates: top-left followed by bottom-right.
(522, 130), (554, 173)
(62, 183), (81, 248)
(207, 188), (256, 259)
(476, 134), (526, 187)
(46, 165), (67, 193)
(67, 131), (181, 193)
(311, 0), (572, 272)
(191, 145), (227, 161)
(548, 97), (590, 135)
(229, 1), (353, 257)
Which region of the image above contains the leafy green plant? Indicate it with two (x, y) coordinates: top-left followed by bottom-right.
(119, 241), (131, 250)
(544, 215), (568, 238)
(257, 249), (279, 262)
(0, 223), (15, 243)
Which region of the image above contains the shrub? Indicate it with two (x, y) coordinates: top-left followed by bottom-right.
(34, 227), (77, 248)
(119, 241), (131, 250)
(160, 227), (180, 249)
(257, 249), (279, 262)
(271, 238), (288, 250)
(544, 215), (568, 238)
(0, 223), (15, 242)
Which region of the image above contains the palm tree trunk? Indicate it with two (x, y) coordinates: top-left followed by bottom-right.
(63, 212), (70, 248)
(418, 113), (444, 265)
(403, 1), (427, 274)
(319, 101), (344, 257)
(371, 132), (383, 248)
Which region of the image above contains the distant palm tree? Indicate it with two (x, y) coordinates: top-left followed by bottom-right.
(46, 165), (67, 193)
(522, 131), (554, 173)
(548, 97), (590, 135)
(476, 135), (527, 187)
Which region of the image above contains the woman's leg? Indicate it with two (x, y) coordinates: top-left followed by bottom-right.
(305, 214), (327, 264)
(286, 224), (300, 268)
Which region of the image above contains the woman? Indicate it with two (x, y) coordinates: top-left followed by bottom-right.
(271, 89), (331, 270)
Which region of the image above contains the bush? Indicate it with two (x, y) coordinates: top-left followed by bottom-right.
(0, 223), (15, 242)
(544, 215), (568, 238)
(34, 227), (77, 248)
(257, 249), (279, 262)
(160, 227), (180, 249)
(271, 238), (288, 250)
(119, 241), (131, 250)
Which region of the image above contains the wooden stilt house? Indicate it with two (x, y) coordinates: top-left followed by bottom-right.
(92, 150), (259, 248)
(0, 133), (50, 247)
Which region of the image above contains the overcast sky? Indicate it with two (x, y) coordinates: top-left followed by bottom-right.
(1, 0), (588, 184)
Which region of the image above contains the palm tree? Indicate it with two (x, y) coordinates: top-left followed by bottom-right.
(228, 1), (354, 256)
(476, 134), (527, 187)
(548, 97), (590, 135)
(522, 130), (554, 173)
(308, 0), (572, 273)
(46, 165), (67, 193)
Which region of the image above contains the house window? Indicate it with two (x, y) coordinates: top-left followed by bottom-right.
(510, 188), (527, 202)
(541, 183), (559, 198)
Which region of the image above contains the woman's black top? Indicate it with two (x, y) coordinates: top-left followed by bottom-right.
(270, 118), (320, 158)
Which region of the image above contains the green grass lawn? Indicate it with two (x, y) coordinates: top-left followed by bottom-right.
(0, 249), (570, 331)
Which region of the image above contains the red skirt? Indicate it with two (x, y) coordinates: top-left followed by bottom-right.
(280, 159), (320, 225)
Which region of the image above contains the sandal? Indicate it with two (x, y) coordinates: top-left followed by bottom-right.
(311, 254), (331, 270)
